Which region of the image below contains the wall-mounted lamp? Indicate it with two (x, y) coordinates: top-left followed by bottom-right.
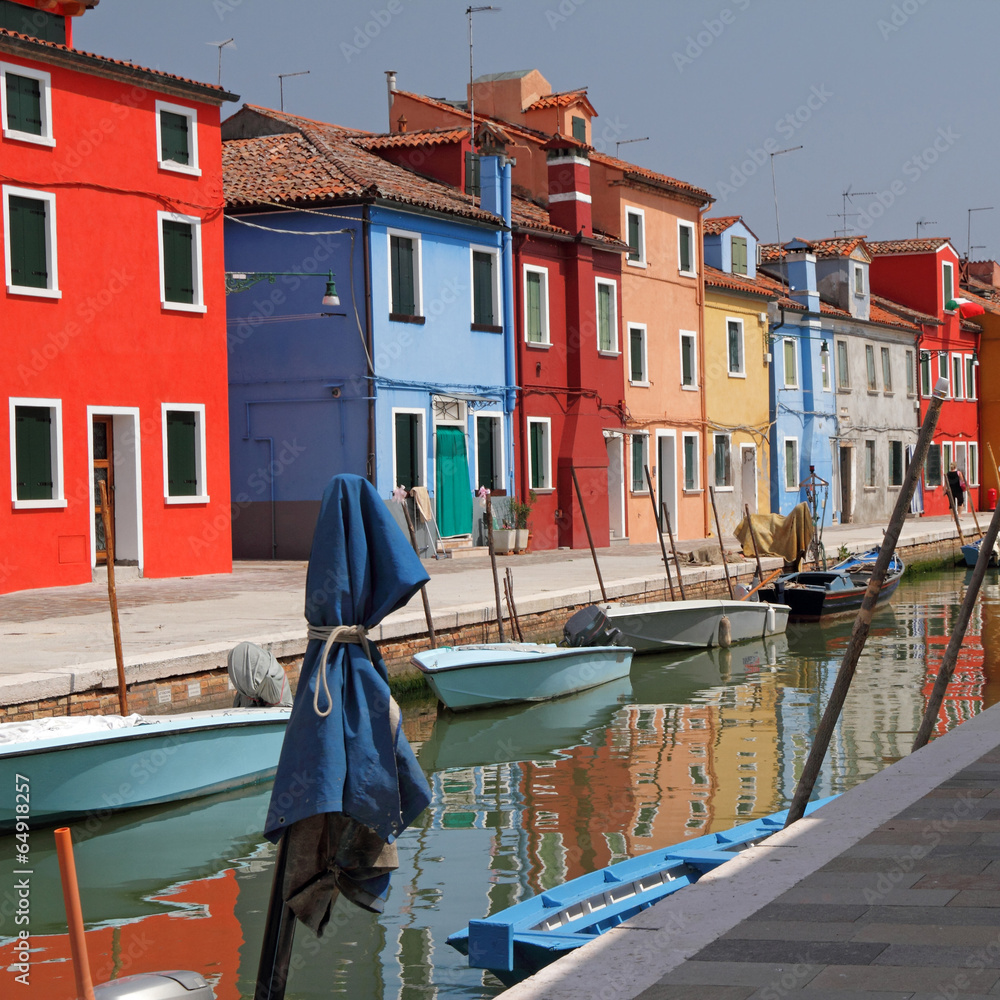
(820, 341), (830, 355)
(225, 270), (340, 307)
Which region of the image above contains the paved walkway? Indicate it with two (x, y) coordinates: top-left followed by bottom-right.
(0, 514), (976, 707)
(503, 697), (1000, 1000)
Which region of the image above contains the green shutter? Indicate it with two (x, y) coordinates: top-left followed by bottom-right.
(571, 115), (586, 143)
(679, 225), (692, 272)
(530, 422), (544, 488)
(943, 265), (953, 304)
(526, 271), (542, 342)
(684, 437), (696, 490)
(631, 436), (644, 491)
(728, 322), (741, 372)
(160, 110), (190, 165)
(395, 413), (419, 488)
(715, 436), (730, 487)
(0, 1), (65, 42)
(630, 327), (644, 381)
(682, 337), (693, 385)
(15, 405), (53, 500)
(6, 72), (41, 135)
(464, 152), (480, 197)
(477, 417), (495, 490)
(390, 235), (415, 315)
(472, 251), (494, 325)
(597, 283), (613, 351)
(166, 411), (198, 496)
(785, 442), (796, 487)
(627, 213), (641, 262)
(8, 195), (47, 288)
(731, 236), (747, 275)
(162, 220), (194, 303)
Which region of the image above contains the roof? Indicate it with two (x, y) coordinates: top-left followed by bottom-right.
(524, 88), (597, 116)
(759, 237), (871, 262)
(703, 265), (776, 301)
(511, 194), (629, 250)
(356, 128), (470, 150)
(703, 215), (741, 236)
(869, 294), (940, 327)
(866, 238), (954, 256)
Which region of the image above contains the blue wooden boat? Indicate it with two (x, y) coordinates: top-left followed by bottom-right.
(447, 796), (836, 985)
(961, 537), (999, 568)
(411, 643), (634, 711)
(0, 707), (289, 833)
(831, 545), (903, 574)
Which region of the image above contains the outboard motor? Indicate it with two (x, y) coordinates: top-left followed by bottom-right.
(227, 641), (293, 708)
(563, 605), (621, 647)
(94, 971), (214, 999)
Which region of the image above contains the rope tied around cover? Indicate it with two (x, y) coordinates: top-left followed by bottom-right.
(307, 624), (371, 717)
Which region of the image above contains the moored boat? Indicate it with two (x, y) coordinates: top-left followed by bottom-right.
(759, 559), (904, 622)
(961, 537), (1000, 569)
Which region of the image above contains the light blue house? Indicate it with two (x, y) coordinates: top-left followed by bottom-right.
(222, 106), (515, 558)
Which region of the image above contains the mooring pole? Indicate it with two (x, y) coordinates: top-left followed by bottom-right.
(785, 380), (948, 827)
(485, 494), (507, 642)
(745, 503), (766, 583)
(644, 463), (676, 600)
(400, 500), (436, 648)
(98, 480), (128, 716)
(661, 501), (687, 600)
(571, 467), (608, 602)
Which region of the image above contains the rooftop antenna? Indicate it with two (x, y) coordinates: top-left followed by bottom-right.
(770, 145), (802, 290)
(968, 206), (993, 259)
(275, 70), (310, 112)
(916, 218), (938, 237)
(615, 136), (649, 159)
(467, 6), (500, 153)
(206, 38), (234, 87)
(828, 185), (875, 237)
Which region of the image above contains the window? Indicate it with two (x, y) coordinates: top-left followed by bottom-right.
(943, 262), (954, 306)
(906, 350), (915, 396)
(596, 278), (618, 353)
(938, 352), (949, 395)
(683, 433), (699, 491)
(782, 338), (797, 388)
(731, 236), (747, 275)
(836, 340), (850, 389)
(471, 248), (499, 329)
(680, 332), (697, 389)
(956, 442), (968, 486)
(678, 221), (695, 275)
(389, 231), (422, 319)
(1, 63), (53, 146)
(727, 318), (744, 376)
(853, 265), (864, 295)
(784, 438), (799, 490)
(162, 404), (207, 502)
(475, 413), (502, 492)
(156, 100), (199, 175)
(864, 440), (876, 487)
(943, 442), (953, 477)
(527, 417), (552, 490)
(625, 207), (645, 266)
(631, 433), (649, 492)
(881, 346), (892, 392)
(965, 354), (976, 400)
(393, 410), (424, 489)
(10, 398), (64, 508)
(925, 443), (942, 487)
(464, 151), (480, 198)
(629, 324), (647, 383)
(865, 344), (877, 390)
(571, 115), (586, 143)
(821, 344), (830, 390)
(4, 185), (58, 297)
(523, 265), (549, 345)
(158, 212), (203, 311)
(970, 442), (980, 487)
(0, 1), (66, 43)
(714, 433), (732, 488)
(952, 354), (964, 399)
(889, 440), (903, 487)
(919, 350), (931, 397)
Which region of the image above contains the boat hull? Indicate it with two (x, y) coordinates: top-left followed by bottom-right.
(0, 708), (289, 832)
(761, 569), (902, 622)
(962, 540), (999, 568)
(411, 643), (633, 711)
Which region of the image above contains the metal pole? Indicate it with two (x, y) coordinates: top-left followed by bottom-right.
(745, 503), (766, 582)
(255, 836), (296, 1000)
(98, 480), (128, 716)
(485, 495), (507, 642)
(913, 497), (1000, 750)
(709, 486), (735, 599)
(661, 501), (687, 600)
(644, 463), (676, 600)
(400, 501), (436, 648)
(571, 467), (608, 602)
(784, 380), (947, 827)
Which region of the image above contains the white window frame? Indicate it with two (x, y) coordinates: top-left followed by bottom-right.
(391, 407), (426, 490)
(970, 442), (980, 487)
(469, 245), (501, 328)
(630, 431), (649, 493)
(965, 353), (977, 400)
(387, 227), (424, 318)
(782, 338), (798, 388)
(864, 439), (876, 488)
(9, 396), (66, 509)
(595, 277), (618, 354)
(956, 441), (968, 485)
(3, 185), (59, 298)
(473, 410), (505, 492)
(865, 343), (878, 391)
(522, 263), (550, 347)
(677, 220), (696, 276)
(919, 350), (931, 397)
(625, 206), (646, 268)
(853, 264), (864, 296)
(943, 261), (955, 307)
(155, 99), (200, 176)
(161, 403), (208, 504)
(680, 330), (698, 391)
(951, 353), (964, 399)
(1, 62), (54, 147)
(713, 432), (733, 491)
(836, 340), (850, 389)
(526, 416), (553, 491)
(682, 431), (700, 492)
(888, 439), (904, 488)
(938, 352), (949, 396)
(881, 345), (892, 393)
(628, 322), (648, 386)
(906, 349), (915, 397)
(784, 437), (799, 491)
(157, 210), (205, 313)
(942, 441), (953, 477)
(726, 317), (745, 377)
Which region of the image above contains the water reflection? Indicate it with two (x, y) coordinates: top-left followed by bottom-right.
(3, 567), (998, 999)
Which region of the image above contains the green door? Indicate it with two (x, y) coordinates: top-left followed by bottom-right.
(435, 426), (473, 537)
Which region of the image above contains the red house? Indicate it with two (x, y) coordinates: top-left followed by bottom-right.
(868, 239), (981, 514)
(1, 0), (237, 593)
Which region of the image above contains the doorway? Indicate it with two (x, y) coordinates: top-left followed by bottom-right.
(740, 444), (757, 515)
(839, 445), (853, 524)
(93, 416), (114, 563)
(656, 431), (677, 532)
(434, 425), (473, 537)
(88, 407), (141, 570)
(606, 433), (625, 539)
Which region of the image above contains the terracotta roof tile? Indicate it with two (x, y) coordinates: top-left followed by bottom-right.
(703, 265), (776, 300)
(759, 237), (871, 261)
(356, 128), (470, 150)
(511, 195), (628, 250)
(866, 238), (954, 255)
(703, 215), (741, 235)
(524, 88), (593, 112)
(869, 294), (940, 326)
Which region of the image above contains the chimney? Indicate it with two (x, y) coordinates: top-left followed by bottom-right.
(542, 134), (591, 238)
(783, 248), (820, 313)
(396, 115), (407, 133)
(385, 70), (397, 129)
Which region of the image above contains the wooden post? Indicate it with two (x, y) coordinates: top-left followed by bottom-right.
(571, 467), (608, 602)
(661, 501), (687, 600)
(54, 828), (96, 1000)
(400, 500), (436, 648)
(784, 380), (948, 827)
(709, 486), (734, 599)
(644, 463), (676, 600)
(969, 496), (985, 540)
(913, 496), (1000, 750)
(745, 503), (766, 582)
(98, 480), (128, 716)
(988, 442), (1000, 505)
(255, 835), (296, 1000)
(505, 568), (525, 642)
(485, 494), (506, 642)
(944, 477), (967, 546)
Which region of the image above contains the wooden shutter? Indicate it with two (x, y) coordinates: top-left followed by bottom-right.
(728, 321), (741, 371)
(597, 283), (613, 351)
(731, 236), (747, 274)
(682, 337), (693, 385)
(464, 152), (480, 197)
(6, 72), (41, 135)
(166, 411), (198, 496)
(8, 195), (47, 288)
(390, 235), (415, 315)
(394, 413), (419, 488)
(571, 116), (586, 143)
(530, 422), (544, 488)
(0, 1), (65, 42)
(627, 213), (641, 262)
(472, 251), (494, 325)
(943, 265), (953, 304)
(526, 271), (542, 341)
(162, 220), (195, 303)
(476, 417), (496, 490)
(630, 328), (644, 381)
(14, 405), (53, 500)
(160, 110), (190, 165)
(684, 437), (696, 490)
(679, 225), (692, 272)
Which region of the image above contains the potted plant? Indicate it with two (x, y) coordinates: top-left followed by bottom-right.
(510, 491), (536, 553)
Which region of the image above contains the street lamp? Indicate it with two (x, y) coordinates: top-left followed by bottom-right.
(225, 270), (340, 306)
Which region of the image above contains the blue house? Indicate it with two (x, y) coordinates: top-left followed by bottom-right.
(222, 106), (515, 558)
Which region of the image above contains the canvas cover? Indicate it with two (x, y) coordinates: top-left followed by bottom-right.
(735, 502), (813, 568)
(227, 641), (292, 708)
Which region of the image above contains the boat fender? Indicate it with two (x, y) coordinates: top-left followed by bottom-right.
(766, 605), (776, 634)
(718, 615), (732, 648)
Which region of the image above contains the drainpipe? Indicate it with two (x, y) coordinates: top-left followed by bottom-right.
(385, 71), (397, 129)
(362, 205), (376, 484)
(500, 158), (516, 497)
(697, 204), (710, 539)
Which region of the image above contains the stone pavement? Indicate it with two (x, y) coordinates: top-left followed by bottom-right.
(0, 513), (977, 707)
(502, 697), (1000, 1000)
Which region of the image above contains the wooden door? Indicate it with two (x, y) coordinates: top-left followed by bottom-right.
(93, 416), (114, 563)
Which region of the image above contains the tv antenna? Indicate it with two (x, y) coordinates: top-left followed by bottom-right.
(467, 6), (500, 153)
(828, 185), (875, 237)
(916, 218), (937, 237)
(770, 145), (802, 289)
(206, 38), (235, 87)
(615, 136), (649, 159)
(968, 206), (993, 260)
(275, 70), (310, 112)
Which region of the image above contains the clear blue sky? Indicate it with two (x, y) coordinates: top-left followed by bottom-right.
(78, 0), (1000, 258)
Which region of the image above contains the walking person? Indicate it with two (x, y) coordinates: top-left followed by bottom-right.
(947, 462), (967, 509)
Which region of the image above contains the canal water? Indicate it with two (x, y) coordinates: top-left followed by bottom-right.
(4, 566), (999, 998)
